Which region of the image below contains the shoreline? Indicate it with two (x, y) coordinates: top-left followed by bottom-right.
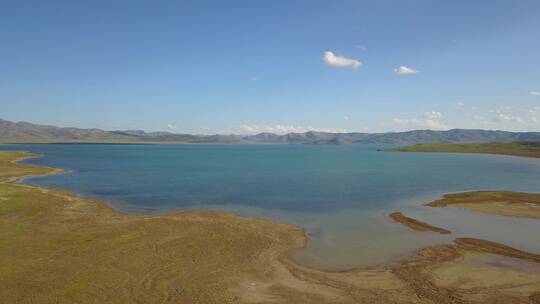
(2, 150), (540, 302)
(10, 151), (540, 263)
(10, 151), (540, 260)
(12, 154), (446, 273)
(390, 142), (540, 159)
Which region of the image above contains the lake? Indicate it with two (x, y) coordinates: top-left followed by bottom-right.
(4, 144), (540, 270)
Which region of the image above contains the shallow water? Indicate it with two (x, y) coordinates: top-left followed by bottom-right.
(3, 144), (540, 270)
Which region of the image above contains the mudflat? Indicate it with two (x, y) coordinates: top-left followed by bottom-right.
(1, 151), (540, 303)
(427, 191), (540, 219)
(389, 212), (451, 234)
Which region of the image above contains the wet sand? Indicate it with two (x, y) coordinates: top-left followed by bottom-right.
(427, 191), (540, 219)
(1, 151), (540, 303)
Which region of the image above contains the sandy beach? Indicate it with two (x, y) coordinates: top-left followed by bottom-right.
(1, 150), (540, 303)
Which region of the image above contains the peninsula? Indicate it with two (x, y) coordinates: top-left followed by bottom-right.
(393, 142), (540, 158)
(426, 191), (540, 219)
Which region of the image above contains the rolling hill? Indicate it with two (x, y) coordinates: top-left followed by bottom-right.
(1, 118), (540, 144)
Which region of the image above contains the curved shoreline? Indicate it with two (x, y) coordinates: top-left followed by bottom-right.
(2, 150), (540, 303)
(8, 153), (540, 263)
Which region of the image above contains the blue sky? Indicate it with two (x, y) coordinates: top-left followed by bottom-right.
(1, 0), (539, 134)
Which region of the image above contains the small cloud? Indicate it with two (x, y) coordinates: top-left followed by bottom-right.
(344, 116), (350, 121)
(233, 124), (347, 135)
(323, 51), (362, 69)
(493, 108), (524, 123)
(528, 107), (540, 115)
(494, 114), (524, 123)
(468, 115), (494, 127)
(390, 118), (448, 130)
(355, 45), (368, 51)
(472, 106), (540, 128)
(472, 115), (486, 120)
(423, 111), (442, 119)
(454, 102), (465, 109)
(394, 66), (419, 75)
(167, 124), (178, 130)
(530, 91), (540, 96)
(528, 107), (540, 123)
(386, 111), (447, 131)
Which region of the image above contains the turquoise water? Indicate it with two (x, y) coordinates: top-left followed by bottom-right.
(4, 144), (540, 270)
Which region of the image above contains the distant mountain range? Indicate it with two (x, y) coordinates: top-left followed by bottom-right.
(1, 118), (540, 145)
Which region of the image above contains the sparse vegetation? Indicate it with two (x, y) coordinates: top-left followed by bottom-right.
(392, 142), (540, 158)
(389, 212), (451, 234)
(426, 191), (540, 219)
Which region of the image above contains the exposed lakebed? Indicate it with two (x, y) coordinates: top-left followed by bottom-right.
(4, 143), (540, 270)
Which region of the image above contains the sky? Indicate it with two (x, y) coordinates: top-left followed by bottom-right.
(1, 0), (539, 134)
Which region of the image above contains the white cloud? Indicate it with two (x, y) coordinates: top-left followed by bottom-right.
(494, 113), (524, 123)
(423, 111), (442, 119)
(455, 102), (465, 109)
(394, 66), (419, 75)
(468, 115), (495, 127)
(344, 116), (350, 121)
(466, 106), (540, 129)
(530, 91), (540, 96)
(472, 115), (486, 121)
(233, 124), (348, 135)
(167, 124), (178, 130)
(323, 51), (362, 69)
(390, 118), (448, 130)
(528, 107), (540, 123)
(493, 108), (524, 123)
(387, 110), (447, 131)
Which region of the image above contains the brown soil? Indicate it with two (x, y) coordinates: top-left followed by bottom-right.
(389, 212), (451, 234)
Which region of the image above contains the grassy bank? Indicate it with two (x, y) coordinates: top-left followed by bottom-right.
(0, 151), (312, 302)
(392, 141), (540, 158)
(426, 191), (540, 219)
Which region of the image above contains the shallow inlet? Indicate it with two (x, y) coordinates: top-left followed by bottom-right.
(5, 143), (540, 270)
(176, 197), (540, 271)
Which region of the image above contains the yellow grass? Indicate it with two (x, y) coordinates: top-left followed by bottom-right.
(427, 191), (540, 219)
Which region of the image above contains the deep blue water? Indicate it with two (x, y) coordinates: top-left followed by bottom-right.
(3, 144), (540, 269)
(7, 144), (540, 213)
